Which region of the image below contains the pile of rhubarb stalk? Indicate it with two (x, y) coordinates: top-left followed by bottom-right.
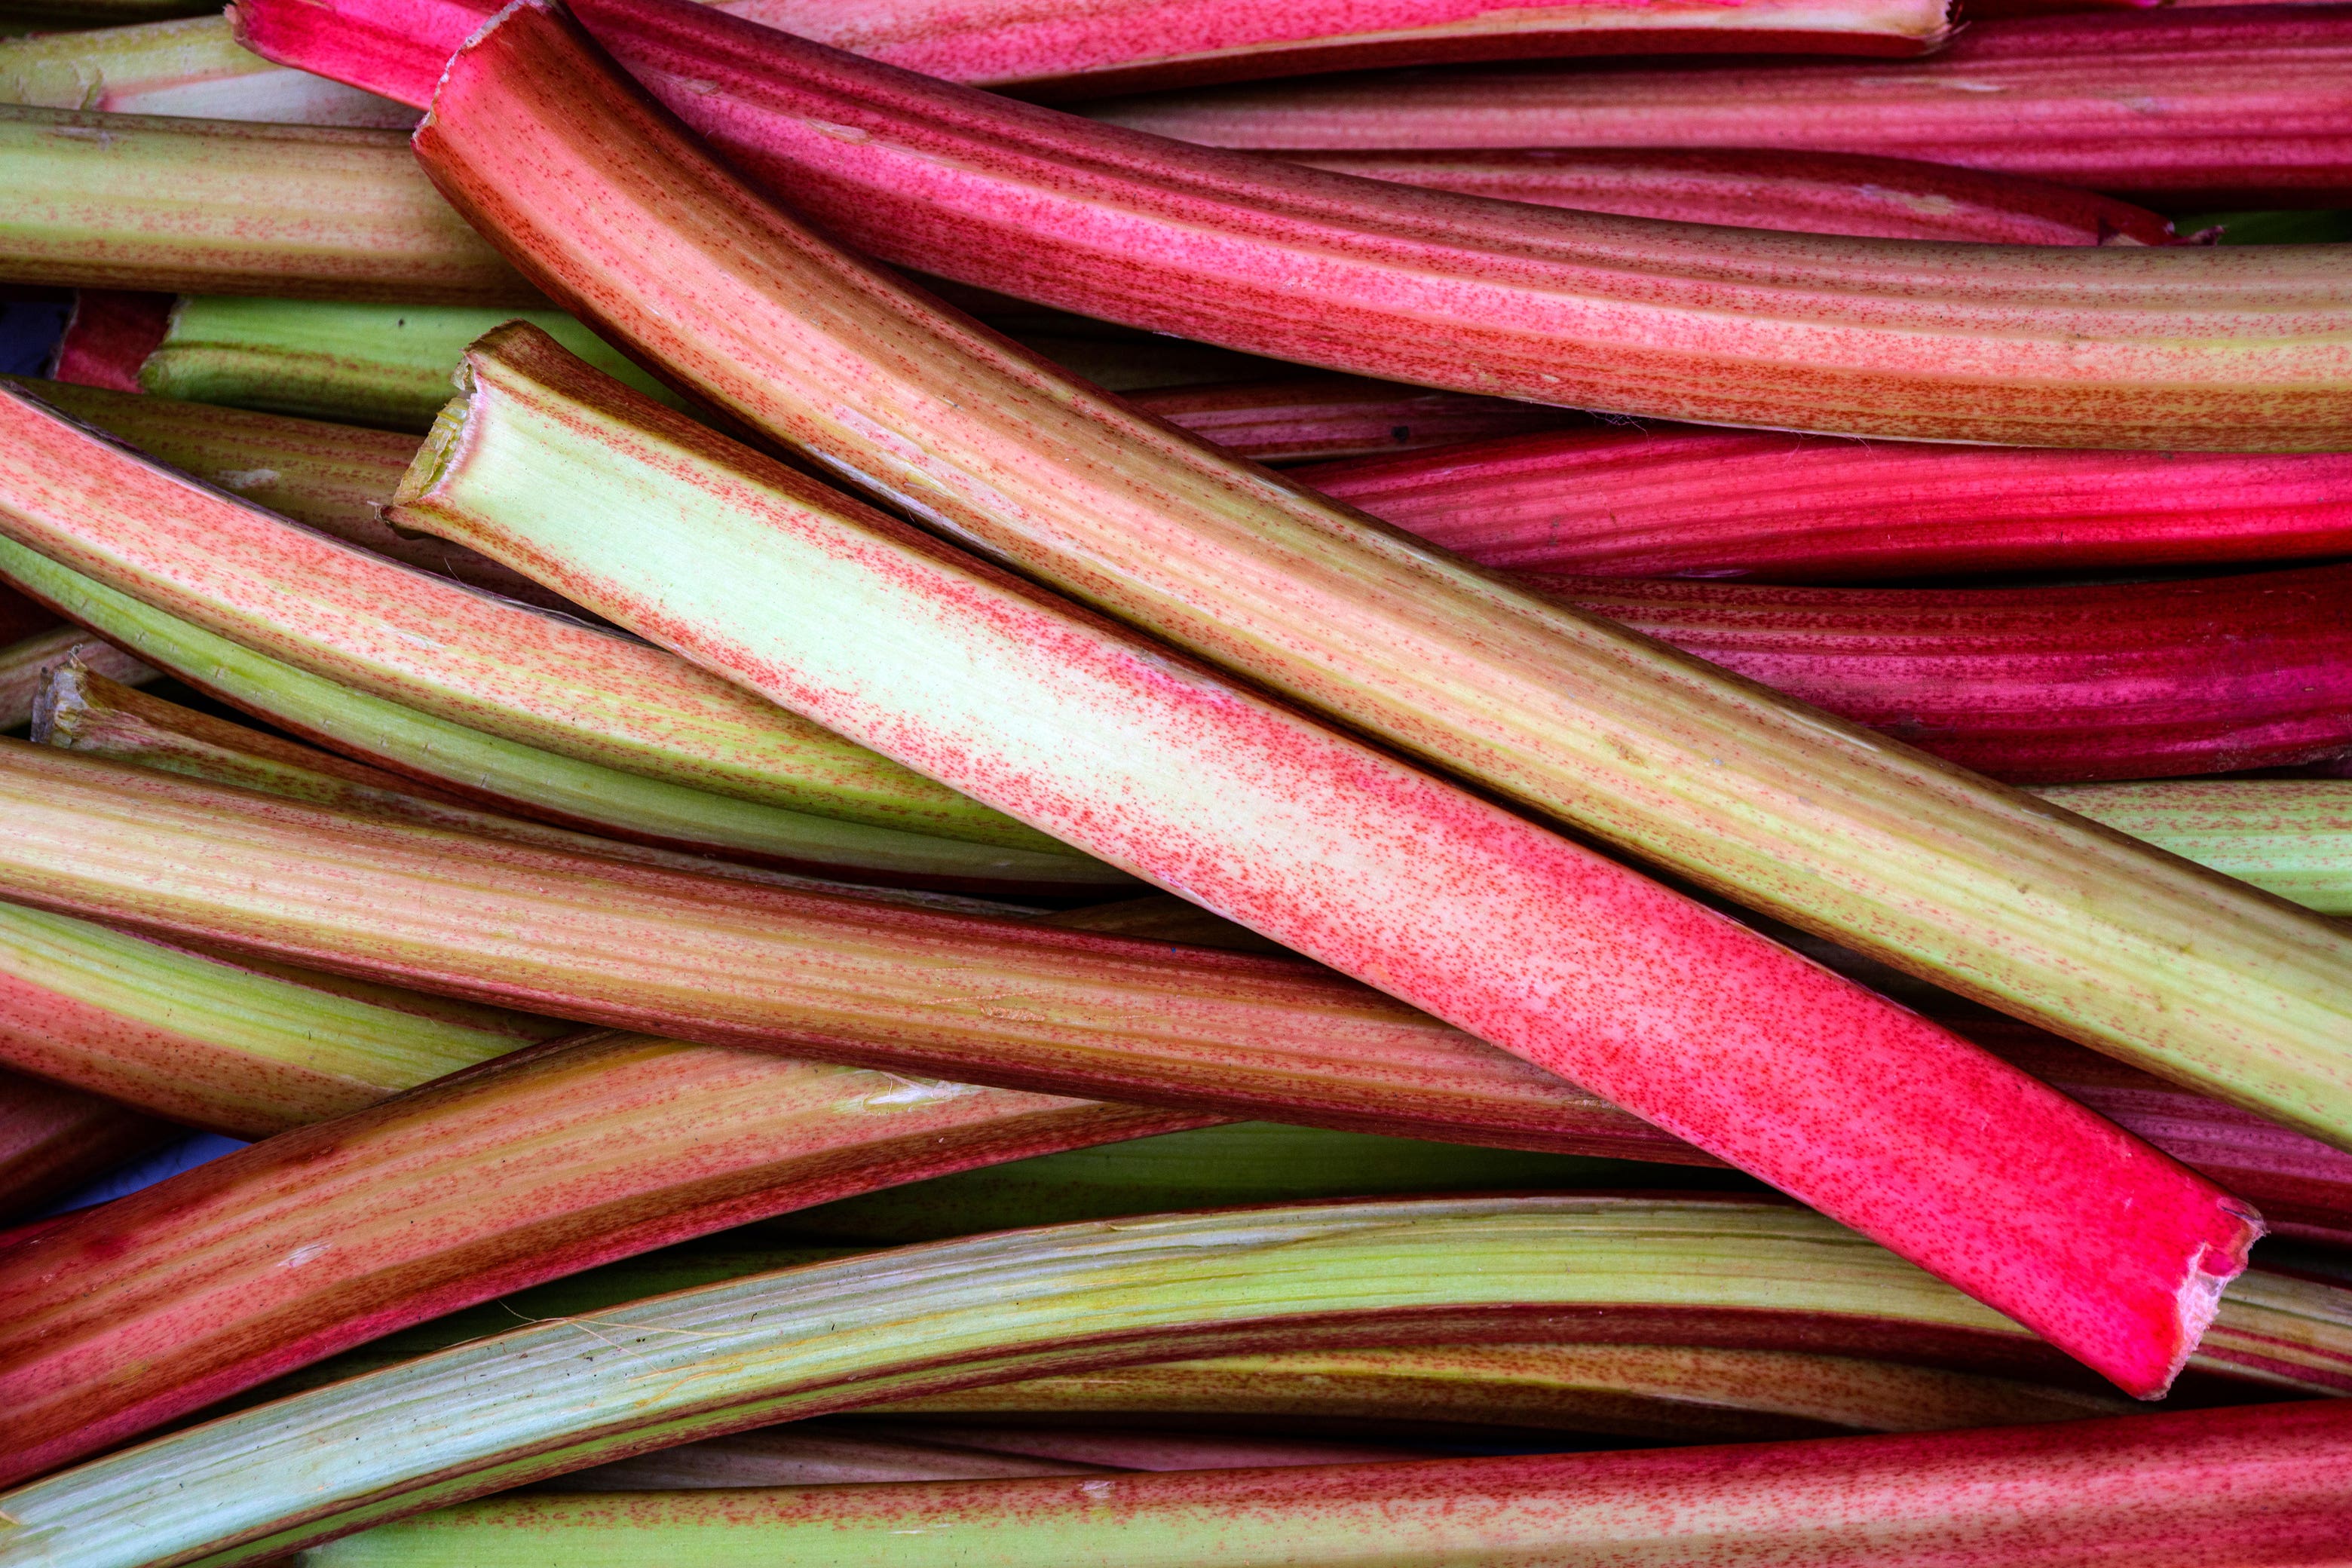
(0, 0), (2350, 1560)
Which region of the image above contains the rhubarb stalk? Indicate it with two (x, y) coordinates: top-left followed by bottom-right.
(0, 1028), (1196, 1487)
(392, 12), (2352, 1160)
(2038, 780), (2352, 917)
(1294, 425), (2352, 582)
(0, 14), (418, 127)
(289, 1401), (2352, 1568)
(235, 0), (2352, 448)
(1292, 148), (2183, 246)
(0, 1069), (167, 1223)
(0, 1196), (2338, 1568)
(0, 626), (154, 729)
(0, 107), (537, 305)
(397, 314), (2265, 1397)
(1092, 7), (2352, 207)
(0, 534), (1126, 890)
(47, 288), (171, 392)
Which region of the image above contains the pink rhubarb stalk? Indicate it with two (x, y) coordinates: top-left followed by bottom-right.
(1517, 567), (2352, 784)
(0, 1028), (1196, 1487)
(293, 1401), (2352, 1568)
(227, 0), (2352, 448)
(1092, 6), (2352, 207)
(1128, 375), (1584, 464)
(406, 300), (2263, 1400)
(1293, 148), (2182, 246)
(1296, 425), (2352, 583)
(378, 5), (2352, 1161)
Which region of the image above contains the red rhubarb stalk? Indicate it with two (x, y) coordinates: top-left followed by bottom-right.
(1292, 148), (2183, 246)
(1295, 426), (2352, 583)
(228, 0), (2352, 448)
(1129, 375), (1584, 464)
(0, 1028), (1197, 1487)
(1516, 568), (2352, 785)
(290, 1401), (2352, 1568)
(1092, 6), (2352, 207)
(384, 9), (2352, 1168)
(403, 305), (2262, 1398)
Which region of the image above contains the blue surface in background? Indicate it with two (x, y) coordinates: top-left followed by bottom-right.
(0, 296), (70, 377)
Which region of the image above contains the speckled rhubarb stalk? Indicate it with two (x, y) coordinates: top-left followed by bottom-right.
(2041, 780), (2352, 917)
(7, 375), (561, 608)
(0, 626), (154, 730)
(0, 14), (418, 125)
(541, 1427), (1112, 1490)
(1293, 147), (2182, 245)
(2, 1196), (2342, 1568)
(394, 317), (2268, 1398)
(37, 665), (1038, 914)
(0, 1034), (1196, 1490)
(396, 19), (2352, 1147)
(0, 106), (533, 304)
(0, 886), (569, 1136)
(233, 0), (2352, 446)
(864, 1343), (2133, 1441)
(0, 535), (1122, 890)
(1091, 8), (2352, 206)
(293, 1401), (2352, 1568)
(0, 1069), (167, 1222)
(1295, 425), (2352, 582)
(0, 737), (1741, 1162)
(1517, 567), (2352, 784)
(0, 380), (1060, 856)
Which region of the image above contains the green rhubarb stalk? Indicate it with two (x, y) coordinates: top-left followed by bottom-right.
(5, 375), (562, 608)
(0, 624), (152, 729)
(0, 893), (569, 1136)
(2040, 779), (2352, 917)
(0, 381), (1089, 862)
(36, 663), (1040, 914)
(0, 534), (1128, 891)
(0, 15), (414, 126)
(0, 108), (534, 305)
(3, 1196), (2343, 1568)
(408, 10), (2352, 1153)
(286, 1401), (2352, 1568)
(142, 296), (681, 431)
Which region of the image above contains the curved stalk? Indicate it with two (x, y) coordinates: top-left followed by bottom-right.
(292, 1401), (2352, 1568)
(0, 536), (1128, 891)
(1094, 8), (2352, 206)
(0, 106), (535, 305)
(232, 0), (2352, 447)
(0, 1029), (1193, 1487)
(401, 309), (2266, 1394)
(1294, 147), (2181, 245)
(393, 12), (2352, 1164)
(1, 1196), (2342, 1568)
(0, 380), (1061, 853)
(1295, 424), (2352, 582)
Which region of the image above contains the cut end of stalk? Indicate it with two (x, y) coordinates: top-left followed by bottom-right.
(397, 379), (476, 512)
(2152, 1214), (2263, 1401)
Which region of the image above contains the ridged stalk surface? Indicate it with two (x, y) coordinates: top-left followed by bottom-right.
(397, 312), (2263, 1395)
(0, 106), (534, 303)
(0, 1196), (2341, 1568)
(0, 534), (1122, 890)
(1297, 425), (2352, 582)
(296, 1401), (2352, 1568)
(231, 0), (2352, 447)
(391, 13), (2352, 1167)
(0, 14), (415, 125)
(1095, 8), (2352, 205)
(0, 1029), (1191, 1487)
